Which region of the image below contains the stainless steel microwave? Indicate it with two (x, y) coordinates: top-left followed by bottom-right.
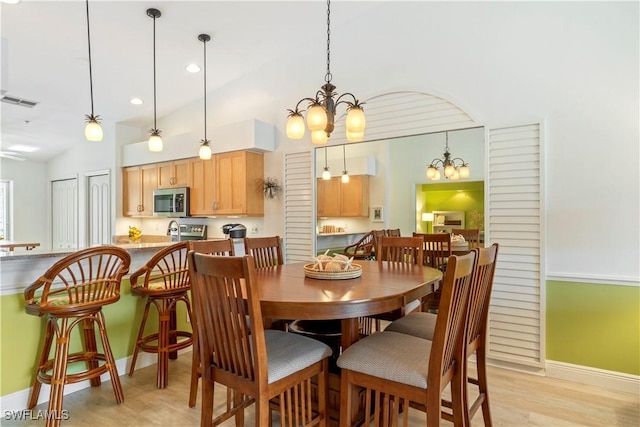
(153, 187), (190, 217)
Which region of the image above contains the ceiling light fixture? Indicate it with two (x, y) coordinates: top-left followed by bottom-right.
(322, 147), (331, 180)
(426, 131), (470, 181)
(341, 145), (349, 183)
(84, 0), (102, 142)
(129, 97), (143, 105)
(286, 0), (366, 145)
(197, 33), (212, 160)
(147, 8), (163, 152)
(186, 64), (201, 73)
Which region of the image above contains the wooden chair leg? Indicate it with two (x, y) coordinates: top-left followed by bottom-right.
(96, 310), (124, 404)
(28, 319), (55, 409)
(476, 347), (493, 427)
(45, 317), (70, 427)
(129, 300), (152, 377)
(169, 302), (178, 360)
(188, 330), (200, 407)
(81, 318), (101, 387)
(200, 376), (215, 427)
(157, 300), (170, 389)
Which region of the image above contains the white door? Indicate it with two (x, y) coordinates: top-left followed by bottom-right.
(52, 178), (78, 249)
(88, 173), (110, 246)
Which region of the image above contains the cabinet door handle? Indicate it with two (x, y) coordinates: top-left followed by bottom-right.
(170, 177), (175, 185)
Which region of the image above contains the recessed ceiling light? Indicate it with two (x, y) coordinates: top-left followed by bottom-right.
(1, 0), (22, 5)
(8, 144), (39, 152)
(186, 64), (201, 73)
(130, 98), (143, 105)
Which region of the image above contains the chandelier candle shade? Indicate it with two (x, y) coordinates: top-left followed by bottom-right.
(198, 34), (212, 160)
(147, 8), (163, 152)
(426, 131), (470, 181)
(286, 0), (366, 145)
(84, 0), (102, 141)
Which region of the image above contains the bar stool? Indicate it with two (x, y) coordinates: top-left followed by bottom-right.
(128, 241), (193, 389)
(24, 246), (130, 427)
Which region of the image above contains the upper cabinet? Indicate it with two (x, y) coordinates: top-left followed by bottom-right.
(123, 164), (157, 216)
(157, 159), (190, 188)
(317, 175), (369, 218)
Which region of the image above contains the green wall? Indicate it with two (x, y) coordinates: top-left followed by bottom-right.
(546, 281), (640, 375)
(0, 280), (191, 396)
(422, 181), (485, 230)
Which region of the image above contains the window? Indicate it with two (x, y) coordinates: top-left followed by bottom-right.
(0, 180), (12, 241)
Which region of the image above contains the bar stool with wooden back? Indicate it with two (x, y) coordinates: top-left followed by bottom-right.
(385, 244), (499, 426)
(186, 239), (235, 408)
(188, 253), (332, 426)
(24, 246), (130, 427)
(128, 241), (193, 389)
(452, 228), (481, 249)
(337, 251), (476, 426)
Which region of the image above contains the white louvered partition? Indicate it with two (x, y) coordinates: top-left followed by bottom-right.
(283, 150), (315, 262)
(486, 123), (544, 369)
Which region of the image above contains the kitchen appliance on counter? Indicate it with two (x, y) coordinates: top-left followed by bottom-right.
(222, 223), (246, 239)
(167, 221), (207, 242)
(153, 187), (190, 217)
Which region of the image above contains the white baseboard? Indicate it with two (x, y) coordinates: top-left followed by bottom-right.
(0, 351), (173, 414)
(546, 360), (640, 394)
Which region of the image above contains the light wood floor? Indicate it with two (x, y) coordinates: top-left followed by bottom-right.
(6, 352), (638, 426)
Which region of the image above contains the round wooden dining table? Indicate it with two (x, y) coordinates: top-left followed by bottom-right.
(255, 260), (443, 349)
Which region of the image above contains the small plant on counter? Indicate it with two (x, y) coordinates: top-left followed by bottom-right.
(128, 226), (142, 242)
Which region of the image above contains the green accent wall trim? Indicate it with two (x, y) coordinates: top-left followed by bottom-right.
(546, 280), (640, 375)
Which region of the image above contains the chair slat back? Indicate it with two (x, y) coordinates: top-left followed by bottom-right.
(24, 246), (131, 308)
(414, 232), (452, 269)
(452, 228), (481, 249)
(130, 242), (189, 291)
(428, 252), (476, 391)
(376, 236), (424, 265)
(243, 236), (283, 268)
(385, 228), (401, 237)
(189, 254), (266, 386)
(466, 244), (499, 353)
(188, 239), (235, 256)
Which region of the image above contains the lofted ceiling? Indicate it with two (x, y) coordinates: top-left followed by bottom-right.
(0, 0), (378, 162)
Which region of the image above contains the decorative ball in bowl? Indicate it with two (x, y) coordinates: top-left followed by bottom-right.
(304, 254), (362, 280)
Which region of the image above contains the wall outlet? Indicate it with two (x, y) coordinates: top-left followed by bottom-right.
(251, 225), (258, 234)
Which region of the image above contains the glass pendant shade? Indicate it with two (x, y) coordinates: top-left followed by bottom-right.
(148, 133), (163, 152)
(451, 169), (460, 180)
(322, 168), (331, 180)
(444, 164), (455, 178)
(286, 113), (305, 139)
(85, 120), (103, 141)
(307, 104), (328, 131)
(346, 130), (364, 142)
(199, 143), (212, 160)
(426, 166), (437, 180)
(433, 169), (441, 180)
(341, 172), (350, 183)
(311, 130), (329, 145)
(459, 164), (470, 178)
(346, 106), (366, 133)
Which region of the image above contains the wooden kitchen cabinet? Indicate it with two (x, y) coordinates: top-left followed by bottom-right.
(157, 159), (190, 188)
(189, 150), (264, 216)
(214, 151), (264, 215)
(123, 164), (157, 216)
(317, 175), (369, 218)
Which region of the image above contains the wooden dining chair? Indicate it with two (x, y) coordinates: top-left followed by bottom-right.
(385, 244), (499, 426)
(243, 235), (283, 268)
(337, 252), (476, 427)
(413, 232), (452, 312)
(386, 228), (401, 237)
(129, 242), (193, 390)
(188, 253), (332, 427)
(24, 246), (131, 427)
(186, 239), (235, 408)
(452, 228), (481, 249)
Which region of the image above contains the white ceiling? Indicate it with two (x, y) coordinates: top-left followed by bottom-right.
(1, 0), (378, 162)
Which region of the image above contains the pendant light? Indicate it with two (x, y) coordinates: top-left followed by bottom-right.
(197, 34), (212, 160)
(147, 8), (163, 152)
(341, 145), (349, 183)
(286, 0), (366, 145)
(83, 0), (102, 141)
(322, 147), (331, 180)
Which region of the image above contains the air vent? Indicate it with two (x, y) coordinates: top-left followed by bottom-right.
(1, 95), (38, 108)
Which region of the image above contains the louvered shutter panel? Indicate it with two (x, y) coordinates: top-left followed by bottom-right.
(487, 123), (544, 368)
(283, 150), (315, 262)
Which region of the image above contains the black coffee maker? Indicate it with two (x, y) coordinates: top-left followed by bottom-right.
(222, 223), (246, 238)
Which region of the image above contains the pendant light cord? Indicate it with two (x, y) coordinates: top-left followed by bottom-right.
(203, 37), (207, 141)
(325, 0), (332, 84)
(85, 0), (95, 117)
(343, 145), (346, 170)
(152, 14), (157, 130)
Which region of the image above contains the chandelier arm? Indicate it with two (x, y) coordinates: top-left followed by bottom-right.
(450, 157), (468, 166)
(428, 159), (444, 167)
(333, 92), (360, 107)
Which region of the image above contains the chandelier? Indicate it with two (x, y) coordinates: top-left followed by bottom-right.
(426, 132), (470, 181)
(84, 0), (102, 141)
(286, 0), (366, 145)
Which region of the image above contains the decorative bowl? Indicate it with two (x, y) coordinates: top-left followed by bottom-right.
(303, 263), (362, 280)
